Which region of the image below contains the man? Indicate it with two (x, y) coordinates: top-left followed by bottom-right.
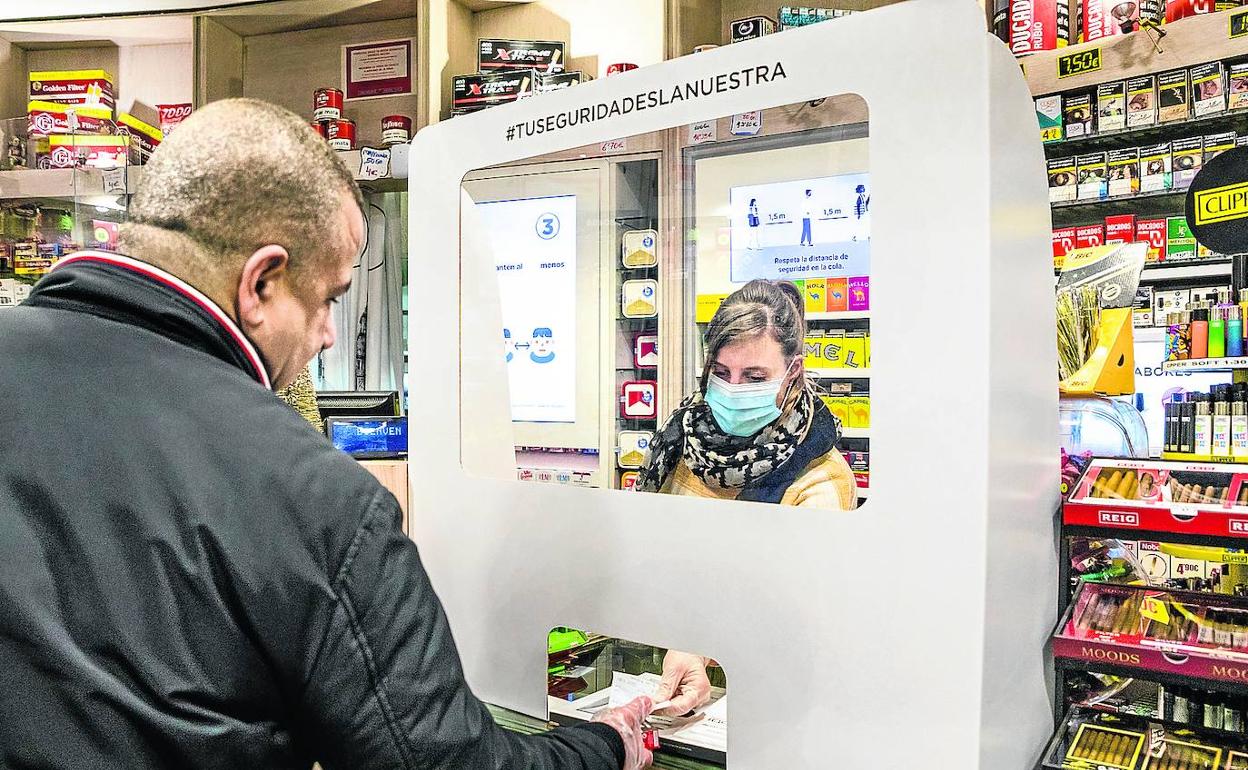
(800, 188), (813, 247)
(0, 99), (651, 769)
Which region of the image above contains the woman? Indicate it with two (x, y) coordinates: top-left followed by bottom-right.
(637, 278), (857, 510)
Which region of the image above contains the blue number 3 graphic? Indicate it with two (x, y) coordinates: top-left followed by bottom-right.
(536, 213), (560, 240)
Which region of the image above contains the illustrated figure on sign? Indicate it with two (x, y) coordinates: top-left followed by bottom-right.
(855, 184), (870, 220)
(800, 189), (813, 247)
(503, 327), (514, 363)
(746, 197), (761, 250)
(530, 327), (555, 364)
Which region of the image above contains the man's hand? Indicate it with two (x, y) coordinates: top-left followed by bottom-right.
(591, 696), (654, 770)
(654, 650), (711, 717)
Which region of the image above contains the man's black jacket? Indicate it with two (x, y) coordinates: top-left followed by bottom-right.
(0, 252), (623, 769)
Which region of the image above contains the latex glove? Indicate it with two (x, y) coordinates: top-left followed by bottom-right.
(591, 696), (654, 770)
(654, 650), (712, 717)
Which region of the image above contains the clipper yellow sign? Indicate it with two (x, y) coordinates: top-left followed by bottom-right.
(1195, 182), (1248, 226)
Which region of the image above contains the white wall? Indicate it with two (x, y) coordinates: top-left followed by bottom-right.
(117, 43), (193, 115)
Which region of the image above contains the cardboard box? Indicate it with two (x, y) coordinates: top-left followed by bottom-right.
(537, 71), (587, 93)
(452, 70), (536, 111)
(478, 39), (565, 74)
(826, 277), (848, 312)
(1076, 223), (1105, 249)
(1191, 62), (1226, 117)
(1157, 69), (1191, 123)
(1105, 214), (1137, 245)
(730, 16), (777, 42)
(1037, 95), (1064, 142)
(1166, 216), (1197, 261)
(1048, 156), (1077, 202)
(1139, 141), (1172, 192)
(1127, 75), (1157, 128)
(1230, 63), (1248, 111)
(1136, 217), (1167, 263)
(1096, 81), (1127, 132)
(842, 332), (867, 369)
(116, 112), (162, 165)
(27, 68), (114, 108)
(1204, 131), (1237, 163)
(1053, 226), (1078, 270)
(1133, 286), (1155, 327)
(1064, 93), (1095, 138)
(1076, 152), (1108, 200)
(1106, 148), (1139, 197)
(1171, 136), (1203, 187)
(25, 100), (112, 137)
(1008, 0), (1071, 54)
(45, 134), (127, 169)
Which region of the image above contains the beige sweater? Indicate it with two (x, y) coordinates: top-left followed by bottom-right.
(660, 449), (859, 510)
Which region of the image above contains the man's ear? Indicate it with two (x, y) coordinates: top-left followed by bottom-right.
(236, 245), (291, 328)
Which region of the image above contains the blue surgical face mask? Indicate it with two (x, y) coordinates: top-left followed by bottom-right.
(703, 362), (795, 437)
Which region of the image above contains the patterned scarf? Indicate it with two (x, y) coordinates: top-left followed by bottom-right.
(636, 385), (823, 493)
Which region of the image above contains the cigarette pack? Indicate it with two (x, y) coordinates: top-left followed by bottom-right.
(1154, 288), (1190, 319)
(848, 276), (869, 311)
(621, 279), (657, 318)
(1190, 61), (1226, 117)
(1171, 136), (1203, 187)
(1106, 148), (1139, 197)
(826, 277), (848, 312)
(1136, 218), (1167, 263)
(1036, 95), (1064, 142)
(804, 278), (826, 314)
(452, 70), (536, 112)
(28, 69), (114, 108)
(1075, 224), (1104, 249)
(1166, 216), (1196, 261)
(1203, 131), (1237, 163)
(821, 395), (850, 424)
(621, 229), (658, 268)
(1053, 226), (1078, 270)
(730, 16), (777, 42)
(1096, 81), (1126, 132)
(1133, 286), (1154, 327)
(1157, 69), (1190, 123)
(1139, 141), (1172, 192)
(537, 71), (587, 93)
(1048, 156), (1077, 202)
(45, 134), (128, 169)
(1127, 75), (1157, 128)
(846, 395), (870, 429)
(1064, 93), (1094, 138)
(1105, 214), (1137, 245)
(478, 39), (565, 74)
(778, 7), (843, 29)
(1008, 0), (1071, 54)
(1076, 152), (1108, 200)
(25, 100), (113, 137)
(1230, 63), (1248, 110)
(1080, 0), (1162, 42)
(116, 112), (163, 165)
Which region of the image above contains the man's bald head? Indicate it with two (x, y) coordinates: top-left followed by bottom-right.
(119, 98), (364, 300)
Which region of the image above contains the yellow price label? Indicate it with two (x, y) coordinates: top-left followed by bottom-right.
(1140, 596), (1170, 625)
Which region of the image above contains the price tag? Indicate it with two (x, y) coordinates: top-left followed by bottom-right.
(102, 167), (127, 195)
(1232, 9), (1248, 38)
(358, 147), (390, 180)
(688, 120), (717, 145)
(1057, 47), (1102, 79)
(1139, 596), (1170, 625)
(600, 139), (627, 154)
(730, 111), (762, 136)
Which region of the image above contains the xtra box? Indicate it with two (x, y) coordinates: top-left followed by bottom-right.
(1064, 93), (1094, 138)
(537, 71), (587, 93)
(1191, 61), (1226, 117)
(1127, 75), (1157, 128)
(452, 70), (536, 111)
(1076, 152), (1108, 200)
(1166, 216), (1196, 261)
(1230, 63), (1248, 110)
(730, 15), (777, 42)
(1036, 95), (1063, 142)
(1157, 69), (1190, 123)
(1048, 156), (1077, 202)
(1139, 141), (1171, 192)
(1136, 218), (1167, 263)
(1105, 214), (1136, 245)
(1096, 81), (1126, 132)
(1076, 223), (1104, 248)
(1008, 0), (1071, 54)
(1106, 148), (1139, 197)
(1053, 226), (1077, 270)
(1171, 135), (1203, 186)
(478, 39), (565, 74)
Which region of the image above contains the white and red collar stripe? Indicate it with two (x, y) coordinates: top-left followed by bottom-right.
(51, 250), (272, 389)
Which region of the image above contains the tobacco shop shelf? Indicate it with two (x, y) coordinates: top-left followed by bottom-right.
(1138, 260), (1233, 282)
(1042, 110), (1248, 156)
(807, 310), (871, 321)
(0, 166), (143, 201)
(809, 368), (870, 379)
(1050, 186), (1190, 222)
(1160, 452), (1246, 464)
(1162, 357), (1248, 372)
(338, 144), (410, 193)
(840, 427), (869, 439)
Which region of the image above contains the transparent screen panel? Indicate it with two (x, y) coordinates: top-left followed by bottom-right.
(459, 94), (871, 511)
